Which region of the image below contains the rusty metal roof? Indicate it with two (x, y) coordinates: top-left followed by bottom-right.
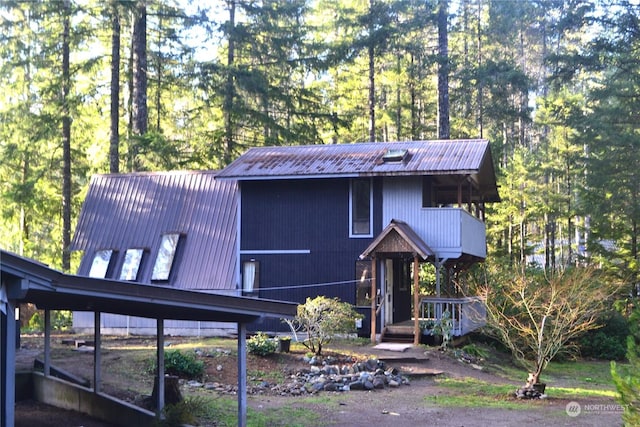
(217, 139), (495, 179)
(70, 171), (237, 291)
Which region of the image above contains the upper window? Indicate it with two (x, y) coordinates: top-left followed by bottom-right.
(350, 178), (372, 237)
(119, 248), (145, 281)
(151, 234), (181, 281)
(88, 249), (115, 278)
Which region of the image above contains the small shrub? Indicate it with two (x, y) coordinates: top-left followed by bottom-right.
(247, 332), (277, 356)
(461, 343), (489, 360)
(155, 396), (208, 427)
(283, 296), (363, 356)
(162, 350), (204, 379)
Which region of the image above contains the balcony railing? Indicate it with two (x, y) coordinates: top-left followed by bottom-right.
(419, 296), (486, 337)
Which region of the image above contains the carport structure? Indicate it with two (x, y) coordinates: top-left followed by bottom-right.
(0, 250), (297, 427)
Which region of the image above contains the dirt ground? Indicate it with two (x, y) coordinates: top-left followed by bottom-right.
(13, 335), (623, 427)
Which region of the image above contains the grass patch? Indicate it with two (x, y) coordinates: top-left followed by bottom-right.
(195, 395), (321, 427)
(429, 375), (617, 410)
(428, 377), (523, 409)
(248, 368), (286, 384)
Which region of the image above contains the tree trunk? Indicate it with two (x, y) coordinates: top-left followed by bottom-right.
(61, 0), (71, 271)
(368, 41), (375, 142)
(109, 0), (120, 174)
(437, 0), (450, 140)
(223, 0), (236, 165)
(132, 0), (147, 171)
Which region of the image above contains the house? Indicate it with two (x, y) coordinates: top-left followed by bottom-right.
(70, 139), (500, 342)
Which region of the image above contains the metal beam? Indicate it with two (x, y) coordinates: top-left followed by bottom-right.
(3, 298), (16, 427)
(238, 323), (247, 427)
(44, 309), (51, 376)
(94, 311), (102, 392)
(156, 319), (165, 415)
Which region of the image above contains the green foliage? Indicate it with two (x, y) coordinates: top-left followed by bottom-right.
(579, 311), (629, 361)
(461, 343), (489, 360)
(155, 396), (208, 427)
(161, 350), (204, 379)
(284, 296), (363, 356)
(612, 305), (640, 426)
(247, 332), (277, 357)
(25, 310), (72, 332)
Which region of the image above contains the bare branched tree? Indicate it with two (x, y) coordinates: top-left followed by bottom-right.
(475, 266), (621, 387)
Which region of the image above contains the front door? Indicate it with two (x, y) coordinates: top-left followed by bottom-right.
(384, 259), (394, 325)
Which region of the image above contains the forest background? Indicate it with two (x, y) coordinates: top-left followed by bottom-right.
(0, 0), (638, 297)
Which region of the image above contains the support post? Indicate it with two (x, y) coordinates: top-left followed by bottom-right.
(370, 256), (377, 344)
(94, 311), (102, 392)
(44, 309), (51, 376)
(413, 256), (420, 346)
(156, 318), (165, 416)
(2, 299), (16, 427)
(238, 322), (247, 427)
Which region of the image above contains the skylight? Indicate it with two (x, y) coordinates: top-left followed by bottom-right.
(382, 149), (408, 162)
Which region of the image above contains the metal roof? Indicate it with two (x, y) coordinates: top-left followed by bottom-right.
(1, 250), (296, 322)
(70, 171), (237, 291)
(217, 139), (495, 179)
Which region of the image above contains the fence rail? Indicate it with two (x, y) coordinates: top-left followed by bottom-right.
(419, 296), (486, 336)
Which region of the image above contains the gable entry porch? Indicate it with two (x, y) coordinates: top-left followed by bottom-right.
(360, 220), (486, 345)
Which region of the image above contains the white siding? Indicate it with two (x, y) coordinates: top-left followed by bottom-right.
(72, 312), (236, 337)
(382, 177), (486, 259)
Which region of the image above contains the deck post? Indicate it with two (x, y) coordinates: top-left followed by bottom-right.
(413, 256), (420, 345)
(370, 256), (377, 344)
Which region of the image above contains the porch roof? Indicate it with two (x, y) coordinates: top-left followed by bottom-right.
(359, 219), (434, 260)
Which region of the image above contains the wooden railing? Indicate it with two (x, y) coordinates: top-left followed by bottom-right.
(419, 296), (486, 336)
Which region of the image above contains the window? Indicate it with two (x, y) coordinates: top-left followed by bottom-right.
(242, 260), (259, 294)
(151, 234), (181, 281)
(355, 260), (372, 307)
(119, 248), (145, 281)
(88, 249), (115, 278)
(350, 178), (372, 237)
(422, 176), (435, 207)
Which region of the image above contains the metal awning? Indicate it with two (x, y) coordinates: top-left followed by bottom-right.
(1, 249), (296, 322)
(1, 250), (297, 427)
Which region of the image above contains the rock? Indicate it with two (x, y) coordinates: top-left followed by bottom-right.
(363, 380), (374, 390)
(372, 377), (385, 389)
(216, 364), (223, 371)
(349, 381), (364, 390)
(389, 379), (400, 388)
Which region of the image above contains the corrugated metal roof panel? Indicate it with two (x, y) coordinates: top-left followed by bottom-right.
(71, 171), (237, 291)
(217, 139), (492, 179)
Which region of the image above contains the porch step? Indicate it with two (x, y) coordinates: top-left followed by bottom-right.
(381, 326), (415, 343)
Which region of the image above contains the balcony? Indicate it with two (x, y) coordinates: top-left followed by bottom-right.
(383, 207), (486, 260)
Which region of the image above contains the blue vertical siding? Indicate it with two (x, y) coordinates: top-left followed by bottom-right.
(241, 178), (383, 331)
